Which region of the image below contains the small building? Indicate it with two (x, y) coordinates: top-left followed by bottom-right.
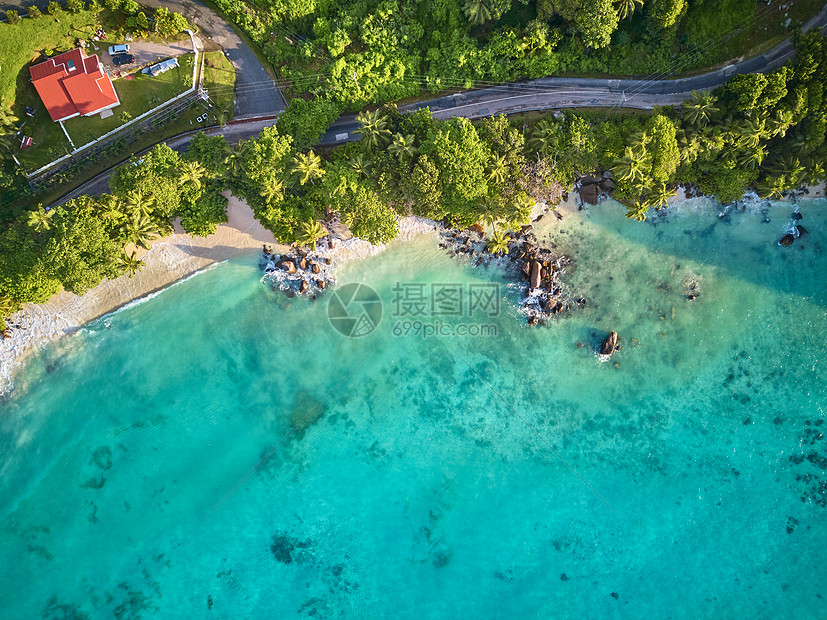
(30, 48), (120, 122)
(143, 58), (178, 77)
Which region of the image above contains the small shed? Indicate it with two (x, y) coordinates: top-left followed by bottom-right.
(143, 58), (178, 77)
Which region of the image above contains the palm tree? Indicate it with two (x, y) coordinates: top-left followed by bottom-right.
(350, 153), (372, 177)
(259, 175), (284, 204)
(485, 229), (511, 256)
(804, 161), (825, 186)
(179, 160), (206, 191)
(771, 157), (806, 188)
(506, 191), (535, 227)
(530, 120), (557, 154)
(766, 109), (794, 138)
(297, 220), (329, 251)
(120, 211), (161, 250)
(734, 145), (767, 171)
(677, 131), (701, 164)
(98, 196), (126, 226)
(755, 175), (786, 200)
(290, 151), (325, 186)
(648, 183), (673, 209)
(463, 0), (494, 25)
(223, 142), (248, 178)
(487, 154), (508, 185)
(625, 200), (649, 222)
(355, 109), (391, 151)
(118, 249), (145, 277)
(123, 190), (155, 218)
(387, 133), (418, 163)
(733, 117), (767, 150)
(615, 0), (643, 20)
(477, 197), (504, 231)
(27, 204), (54, 233)
(613, 146), (647, 184)
(681, 90), (719, 128)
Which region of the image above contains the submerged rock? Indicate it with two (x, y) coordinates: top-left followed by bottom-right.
(796, 225), (808, 238)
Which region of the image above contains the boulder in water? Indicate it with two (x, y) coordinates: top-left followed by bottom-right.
(792, 212), (803, 221)
(600, 331), (619, 356)
(278, 258), (297, 273)
(299, 280), (308, 294)
(779, 234), (795, 247)
(796, 225), (808, 238)
(299, 257), (308, 270)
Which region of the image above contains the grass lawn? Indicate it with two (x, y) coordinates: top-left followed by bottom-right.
(202, 50), (235, 114)
(62, 53), (194, 145)
(32, 50), (236, 208)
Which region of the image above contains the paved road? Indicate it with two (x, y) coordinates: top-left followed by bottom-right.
(320, 3), (827, 145)
(0, 0), (286, 117)
(52, 3), (827, 204)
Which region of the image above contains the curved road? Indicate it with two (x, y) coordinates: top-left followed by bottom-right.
(52, 4), (827, 204)
(0, 0), (286, 117)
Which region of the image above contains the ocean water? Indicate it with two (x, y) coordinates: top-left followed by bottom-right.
(0, 198), (825, 619)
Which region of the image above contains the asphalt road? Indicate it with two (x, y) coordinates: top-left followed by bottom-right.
(0, 0), (286, 117)
(49, 3), (827, 205)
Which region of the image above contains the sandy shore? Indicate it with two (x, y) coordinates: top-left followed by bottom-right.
(0, 193), (288, 394)
(2, 181), (823, 395)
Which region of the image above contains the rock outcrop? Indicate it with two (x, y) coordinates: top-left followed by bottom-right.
(600, 331), (619, 356)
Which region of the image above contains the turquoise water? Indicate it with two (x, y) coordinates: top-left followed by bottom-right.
(1, 199), (825, 618)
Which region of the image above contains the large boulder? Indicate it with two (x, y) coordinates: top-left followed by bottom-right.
(600, 331), (619, 356)
(796, 225), (808, 238)
(779, 234), (795, 247)
(580, 183), (599, 205)
(278, 258), (297, 273)
(529, 261), (541, 289)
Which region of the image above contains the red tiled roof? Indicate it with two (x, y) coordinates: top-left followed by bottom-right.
(30, 48), (119, 122)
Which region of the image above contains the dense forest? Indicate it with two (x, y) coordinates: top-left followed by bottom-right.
(210, 0), (821, 108)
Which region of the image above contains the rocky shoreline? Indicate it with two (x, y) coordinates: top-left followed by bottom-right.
(437, 219), (581, 326)
(257, 207), (584, 328)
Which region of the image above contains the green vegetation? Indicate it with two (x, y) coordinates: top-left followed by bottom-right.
(201, 0), (822, 115)
(1, 9), (825, 332)
(0, 2), (193, 172)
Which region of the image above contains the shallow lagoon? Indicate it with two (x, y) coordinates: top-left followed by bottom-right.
(1, 198), (825, 618)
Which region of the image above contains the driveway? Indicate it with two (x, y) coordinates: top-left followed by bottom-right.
(99, 39), (195, 72)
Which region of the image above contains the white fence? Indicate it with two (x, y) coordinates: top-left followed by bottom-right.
(26, 29), (200, 178)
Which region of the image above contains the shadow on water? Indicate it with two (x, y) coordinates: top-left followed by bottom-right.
(584, 198), (827, 307)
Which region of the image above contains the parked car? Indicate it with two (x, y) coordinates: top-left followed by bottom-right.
(112, 54), (134, 67)
(108, 44), (130, 55)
